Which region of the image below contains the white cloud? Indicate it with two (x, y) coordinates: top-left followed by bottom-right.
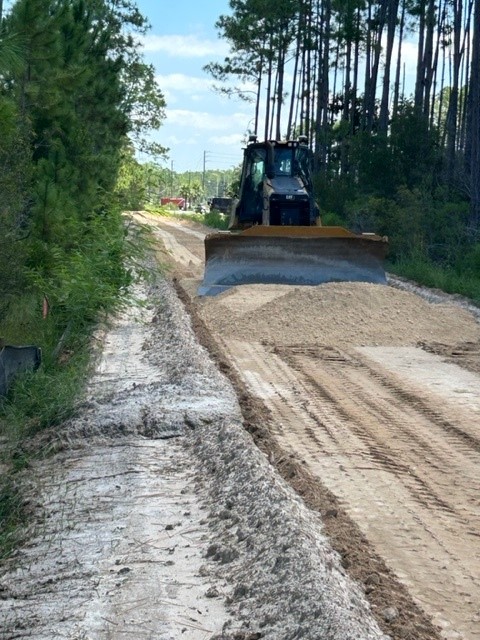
(164, 135), (181, 145)
(166, 109), (250, 132)
(155, 73), (214, 93)
(208, 133), (245, 146)
(154, 73), (216, 106)
(167, 135), (200, 146)
(140, 34), (229, 58)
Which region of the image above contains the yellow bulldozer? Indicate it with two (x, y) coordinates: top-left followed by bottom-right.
(198, 135), (388, 296)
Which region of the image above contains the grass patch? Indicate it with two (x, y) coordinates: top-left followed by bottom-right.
(147, 205), (230, 230)
(0, 350), (89, 443)
(0, 478), (25, 560)
(389, 256), (480, 305)
(200, 209), (230, 229)
(0, 303), (97, 559)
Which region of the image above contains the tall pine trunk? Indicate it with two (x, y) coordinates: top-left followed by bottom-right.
(422, 0), (436, 118)
(264, 33), (274, 140)
(314, 0), (331, 173)
(379, 0), (400, 132)
(415, 0), (426, 110)
(365, 0), (388, 132)
(446, 0), (463, 182)
(393, 0), (406, 117)
(466, 0), (480, 230)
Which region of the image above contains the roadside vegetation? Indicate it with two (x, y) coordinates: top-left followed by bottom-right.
(149, 205), (231, 230)
(0, 0), (164, 557)
(336, 190), (480, 304)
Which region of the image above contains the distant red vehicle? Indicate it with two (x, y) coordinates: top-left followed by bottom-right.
(161, 197), (185, 209)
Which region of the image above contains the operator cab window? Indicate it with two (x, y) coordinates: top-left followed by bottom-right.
(273, 148), (293, 176)
(250, 149), (266, 189)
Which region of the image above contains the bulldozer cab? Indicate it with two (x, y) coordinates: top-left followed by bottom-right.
(271, 144), (312, 181)
(231, 138), (318, 229)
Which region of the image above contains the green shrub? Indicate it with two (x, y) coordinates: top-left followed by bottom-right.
(197, 210), (229, 229)
(27, 211), (134, 336)
(455, 242), (480, 277)
(314, 174), (356, 217)
(319, 211), (345, 226)
(390, 251), (480, 304)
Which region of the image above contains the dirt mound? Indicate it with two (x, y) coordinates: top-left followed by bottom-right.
(199, 282), (480, 346)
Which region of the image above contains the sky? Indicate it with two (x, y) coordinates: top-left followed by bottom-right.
(135, 0), (249, 173)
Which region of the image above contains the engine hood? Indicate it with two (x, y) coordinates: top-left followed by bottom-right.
(266, 175), (309, 196)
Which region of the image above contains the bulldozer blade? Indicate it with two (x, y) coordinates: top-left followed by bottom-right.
(198, 230), (387, 296)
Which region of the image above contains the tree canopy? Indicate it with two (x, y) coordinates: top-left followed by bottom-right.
(0, 0), (166, 338)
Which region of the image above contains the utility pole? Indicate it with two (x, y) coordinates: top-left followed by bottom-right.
(202, 151), (206, 190)
(202, 151), (209, 191)
(170, 160), (174, 196)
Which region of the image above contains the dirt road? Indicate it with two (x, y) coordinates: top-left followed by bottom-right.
(0, 215), (390, 640)
(150, 212), (480, 640)
(1, 211), (479, 640)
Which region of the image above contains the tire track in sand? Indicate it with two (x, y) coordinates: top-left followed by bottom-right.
(220, 337), (480, 640)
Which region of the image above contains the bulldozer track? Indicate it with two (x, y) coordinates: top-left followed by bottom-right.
(220, 337), (480, 639)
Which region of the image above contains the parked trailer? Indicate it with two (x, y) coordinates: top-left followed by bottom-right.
(161, 197), (185, 209)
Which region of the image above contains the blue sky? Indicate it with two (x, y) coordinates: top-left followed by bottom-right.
(136, 0), (249, 173)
